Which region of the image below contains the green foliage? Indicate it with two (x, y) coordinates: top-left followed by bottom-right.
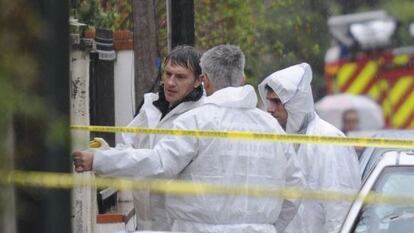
(194, 0), (331, 91)
(75, 0), (132, 30)
(195, 0), (264, 85)
(0, 0), (47, 218)
(46, 116), (70, 148)
(381, 0), (414, 46)
(194, 0), (414, 99)
(72, 0), (414, 99)
(157, 1), (169, 59)
(0, 0), (42, 136)
(1, 0), (72, 166)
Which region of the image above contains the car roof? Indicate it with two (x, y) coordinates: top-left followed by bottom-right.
(359, 129), (414, 182)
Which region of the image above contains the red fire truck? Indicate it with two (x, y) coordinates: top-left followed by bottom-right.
(324, 10), (414, 129)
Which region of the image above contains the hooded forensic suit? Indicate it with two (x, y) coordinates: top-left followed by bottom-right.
(122, 85), (204, 231)
(93, 85), (302, 233)
(258, 63), (361, 233)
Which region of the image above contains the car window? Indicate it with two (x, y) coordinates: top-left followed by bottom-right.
(352, 166), (414, 233)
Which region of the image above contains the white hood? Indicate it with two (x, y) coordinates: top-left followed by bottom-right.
(259, 63), (315, 134)
(205, 85), (257, 108)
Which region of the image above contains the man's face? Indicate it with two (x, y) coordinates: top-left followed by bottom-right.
(266, 89), (288, 130)
(343, 111), (359, 132)
(163, 61), (201, 107)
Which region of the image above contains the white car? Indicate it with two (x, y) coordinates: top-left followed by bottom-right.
(340, 150), (414, 233)
(358, 130), (414, 182)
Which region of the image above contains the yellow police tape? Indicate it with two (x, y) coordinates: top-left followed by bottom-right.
(67, 125), (414, 205)
(71, 125), (414, 149)
(1, 169), (414, 206)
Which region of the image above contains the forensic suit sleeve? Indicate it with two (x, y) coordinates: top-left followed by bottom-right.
(274, 143), (304, 233)
(92, 117), (199, 178)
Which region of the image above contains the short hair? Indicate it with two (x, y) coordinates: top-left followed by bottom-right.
(200, 44), (245, 89)
(164, 45), (202, 77)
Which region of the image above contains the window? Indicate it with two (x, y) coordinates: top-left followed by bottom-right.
(352, 166), (414, 233)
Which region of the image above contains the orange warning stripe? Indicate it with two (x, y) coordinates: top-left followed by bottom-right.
(337, 60), (379, 96)
(346, 61), (378, 95)
(406, 109), (414, 128)
(337, 63), (358, 91)
(338, 61), (367, 92)
(393, 54), (410, 65)
(378, 77), (414, 129)
(379, 81), (392, 127)
(360, 73), (379, 96)
(383, 55), (414, 128)
(325, 53), (414, 128)
(392, 77), (414, 115)
(384, 79), (404, 127)
(366, 77), (386, 101)
(329, 53), (414, 129)
(389, 77), (414, 127)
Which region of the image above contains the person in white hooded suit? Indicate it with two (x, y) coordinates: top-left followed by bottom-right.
(73, 44), (303, 233)
(258, 63), (360, 233)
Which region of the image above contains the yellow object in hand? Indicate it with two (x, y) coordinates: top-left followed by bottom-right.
(88, 137), (109, 149)
(89, 139), (102, 148)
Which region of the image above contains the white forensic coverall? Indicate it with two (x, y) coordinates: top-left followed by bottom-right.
(122, 90), (204, 231)
(93, 85), (302, 233)
(258, 63), (361, 233)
